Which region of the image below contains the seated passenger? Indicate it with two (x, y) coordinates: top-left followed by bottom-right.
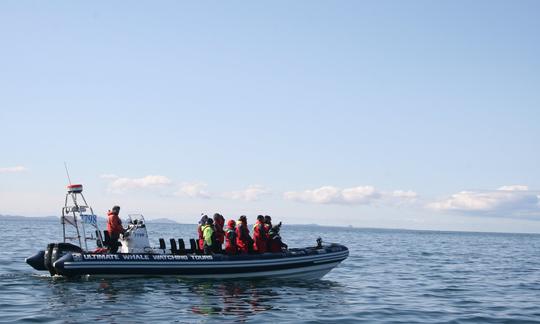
(225, 219), (238, 255)
(268, 222), (288, 253)
(213, 213), (225, 252)
(235, 215), (253, 254)
(202, 218), (217, 254)
(264, 215), (272, 250)
(264, 215), (272, 229)
(197, 215), (208, 251)
(253, 215), (268, 253)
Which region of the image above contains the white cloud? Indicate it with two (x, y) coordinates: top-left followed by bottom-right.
(99, 174), (119, 179)
(390, 190), (418, 205)
(498, 185), (528, 191)
(342, 186), (380, 203)
(392, 190), (418, 199)
(0, 166), (27, 173)
(284, 185), (416, 206)
(105, 175), (172, 193)
(428, 185), (540, 216)
(175, 182), (211, 199)
(287, 186), (329, 204)
(223, 185), (271, 201)
(284, 186), (342, 204)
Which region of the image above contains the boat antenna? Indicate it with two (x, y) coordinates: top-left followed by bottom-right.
(64, 162), (72, 185)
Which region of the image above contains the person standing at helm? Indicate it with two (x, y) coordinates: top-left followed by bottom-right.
(225, 219), (238, 255)
(235, 215), (252, 254)
(107, 205), (124, 253)
(197, 215), (208, 251)
(253, 215), (268, 253)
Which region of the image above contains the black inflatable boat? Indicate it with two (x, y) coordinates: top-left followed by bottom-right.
(25, 184), (349, 279)
(27, 242), (349, 279)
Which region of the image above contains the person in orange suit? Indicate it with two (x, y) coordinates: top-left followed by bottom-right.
(213, 213), (225, 252)
(252, 215), (268, 253)
(106, 205), (124, 253)
(235, 215), (253, 254)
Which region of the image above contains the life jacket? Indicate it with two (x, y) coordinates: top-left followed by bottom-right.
(235, 220), (251, 254)
(197, 224), (205, 250)
(202, 225), (215, 247)
(107, 211), (123, 235)
(225, 227), (237, 254)
(252, 221), (268, 253)
(264, 223), (271, 235)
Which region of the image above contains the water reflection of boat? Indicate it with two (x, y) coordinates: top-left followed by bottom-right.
(190, 281), (276, 318)
(26, 184), (348, 279)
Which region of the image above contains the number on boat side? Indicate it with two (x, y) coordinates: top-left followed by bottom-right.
(80, 214), (97, 225)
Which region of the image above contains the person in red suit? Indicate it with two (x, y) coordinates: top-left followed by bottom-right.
(268, 222), (288, 253)
(235, 215), (253, 254)
(224, 219), (238, 255)
(252, 215), (268, 253)
(213, 213), (225, 252)
(106, 205), (124, 253)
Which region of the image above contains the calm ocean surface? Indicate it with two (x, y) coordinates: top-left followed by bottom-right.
(1, 219), (540, 323)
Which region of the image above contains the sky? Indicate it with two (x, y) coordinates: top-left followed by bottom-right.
(1, 1), (539, 233)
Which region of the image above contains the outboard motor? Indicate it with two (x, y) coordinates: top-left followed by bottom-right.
(43, 243), (82, 276)
(44, 243), (56, 275)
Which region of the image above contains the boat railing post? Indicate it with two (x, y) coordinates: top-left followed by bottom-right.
(69, 193), (84, 250)
(62, 193), (69, 243)
(62, 206), (66, 243)
(81, 192), (103, 248)
(80, 213), (88, 251)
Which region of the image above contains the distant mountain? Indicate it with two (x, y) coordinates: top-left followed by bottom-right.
(0, 214), (59, 221)
(0, 214), (179, 224)
(146, 218), (178, 224)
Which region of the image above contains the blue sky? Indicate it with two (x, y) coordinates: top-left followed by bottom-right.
(1, 1), (539, 232)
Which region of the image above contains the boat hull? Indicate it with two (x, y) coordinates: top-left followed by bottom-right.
(50, 245), (349, 280)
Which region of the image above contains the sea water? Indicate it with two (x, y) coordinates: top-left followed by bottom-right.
(1, 219), (539, 323)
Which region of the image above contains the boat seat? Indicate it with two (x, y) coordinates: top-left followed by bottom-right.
(102, 230), (122, 251)
(170, 238), (178, 255)
(189, 239), (198, 254)
(159, 238), (166, 251)
(103, 230), (111, 247)
(178, 239), (186, 254)
(103, 230), (122, 250)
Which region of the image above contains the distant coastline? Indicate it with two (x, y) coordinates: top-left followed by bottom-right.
(1, 215), (539, 235)
(0, 214), (179, 224)
(0, 214), (59, 221)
